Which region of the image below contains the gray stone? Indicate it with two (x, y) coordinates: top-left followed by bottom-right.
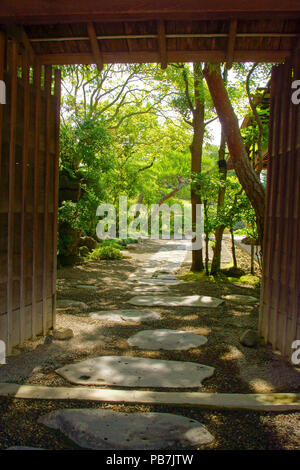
(240, 329), (258, 347)
(223, 294), (259, 304)
(75, 284), (98, 290)
(6, 446), (45, 450)
(128, 295), (224, 308)
(135, 279), (183, 286)
(56, 299), (88, 310)
(52, 328), (74, 340)
(38, 409), (214, 450)
(90, 309), (161, 323)
(156, 274), (178, 280)
(56, 355), (214, 388)
(128, 329), (208, 350)
(132, 286), (170, 293)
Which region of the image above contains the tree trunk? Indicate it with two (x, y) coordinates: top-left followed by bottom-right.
(204, 200), (209, 276)
(190, 63), (205, 271)
(148, 178), (188, 228)
(230, 227), (237, 268)
(203, 64), (265, 245)
(210, 126), (227, 275)
(250, 241), (255, 275)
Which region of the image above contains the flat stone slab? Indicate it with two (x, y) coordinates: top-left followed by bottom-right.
(156, 274), (178, 280)
(38, 409), (214, 450)
(6, 446), (45, 450)
(128, 329), (208, 350)
(56, 299), (88, 310)
(128, 295), (224, 308)
(223, 294), (259, 304)
(132, 286), (170, 293)
(56, 356), (214, 388)
(135, 279), (183, 286)
(90, 309), (161, 323)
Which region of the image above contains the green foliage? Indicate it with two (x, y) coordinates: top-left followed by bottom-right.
(88, 246), (123, 260)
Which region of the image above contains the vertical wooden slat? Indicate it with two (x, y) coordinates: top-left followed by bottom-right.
(19, 50), (30, 345)
(288, 52), (300, 353)
(42, 65), (52, 335)
(52, 68), (61, 329)
(272, 60), (291, 351)
(7, 39), (18, 353)
(259, 65), (277, 337)
(31, 61), (41, 339)
(0, 31), (6, 181)
(267, 65), (283, 347)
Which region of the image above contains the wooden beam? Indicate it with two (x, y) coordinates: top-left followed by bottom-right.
(0, 1), (300, 24)
(226, 19), (237, 69)
(5, 24), (35, 64)
(52, 69), (61, 329)
(31, 61), (41, 339)
(42, 65), (52, 336)
(0, 383), (300, 412)
(37, 49), (291, 65)
(7, 39), (18, 354)
(87, 22), (103, 72)
(157, 19), (167, 69)
(0, 31), (6, 182)
(19, 50), (30, 345)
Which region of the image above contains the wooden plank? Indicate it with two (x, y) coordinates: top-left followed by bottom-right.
(37, 49), (291, 65)
(0, 383), (299, 412)
(5, 24), (35, 64)
(52, 69), (61, 329)
(87, 22), (103, 72)
(42, 65), (52, 336)
(0, 31), (5, 182)
(289, 52), (300, 353)
(157, 20), (167, 69)
(19, 50), (30, 345)
(7, 39), (18, 354)
(259, 66), (278, 341)
(1, 1), (300, 23)
(226, 19), (237, 69)
(31, 61), (41, 339)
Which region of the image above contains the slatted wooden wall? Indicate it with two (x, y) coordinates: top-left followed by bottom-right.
(0, 33), (61, 353)
(259, 53), (300, 359)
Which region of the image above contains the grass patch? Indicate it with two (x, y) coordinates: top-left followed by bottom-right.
(88, 246), (123, 260)
(178, 270), (260, 288)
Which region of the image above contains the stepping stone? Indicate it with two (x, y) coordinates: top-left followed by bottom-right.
(56, 299), (88, 310)
(128, 295), (224, 308)
(90, 309), (161, 323)
(6, 446), (45, 450)
(132, 286), (170, 293)
(135, 279), (183, 286)
(38, 409), (214, 450)
(156, 274), (178, 280)
(223, 294), (259, 304)
(128, 329), (208, 350)
(56, 356), (214, 388)
(75, 284), (98, 290)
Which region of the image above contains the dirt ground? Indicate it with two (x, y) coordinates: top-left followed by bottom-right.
(0, 238), (299, 450)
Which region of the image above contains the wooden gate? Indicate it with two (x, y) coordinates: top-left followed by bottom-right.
(0, 33), (61, 353)
(259, 53), (300, 359)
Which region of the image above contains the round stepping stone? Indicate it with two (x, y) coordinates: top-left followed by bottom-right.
(90, 309), (161, 323)
(128, 329), (208, 350)
(56, 299), (88, 310)
(223, 294), (259, 304)
(56, 356), (214, 388)
(38, 409), (214, 450)
(129, 295), (224, 308)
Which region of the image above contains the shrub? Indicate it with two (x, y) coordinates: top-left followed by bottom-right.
(88, 246), (123, 260)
